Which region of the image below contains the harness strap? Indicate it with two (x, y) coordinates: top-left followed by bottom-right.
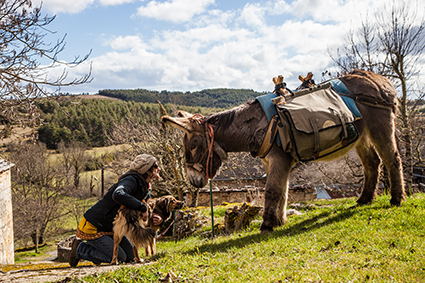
(253, 115), (279, 158)
(186, 114), (215, 179)
(329, 107), (348, 140)
(337, 92), (395, 111)
(309, 117), (320, 158)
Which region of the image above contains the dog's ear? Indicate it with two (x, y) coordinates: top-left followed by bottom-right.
(165, 197), (172, 212)
(157, 198), (166, 212)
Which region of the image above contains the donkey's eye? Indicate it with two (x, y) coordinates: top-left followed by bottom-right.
(190, 137), (202, 149)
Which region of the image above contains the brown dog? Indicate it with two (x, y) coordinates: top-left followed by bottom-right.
(144, 195), (185, 256)
(110, 206), (156, 265)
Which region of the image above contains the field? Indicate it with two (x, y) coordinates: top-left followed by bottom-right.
(3, 193), (424, 282)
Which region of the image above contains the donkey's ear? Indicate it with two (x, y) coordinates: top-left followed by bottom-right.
(161, 115), (194, 134)
(177, 110), (193, 118)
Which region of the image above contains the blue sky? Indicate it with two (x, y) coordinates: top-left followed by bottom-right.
(32, 0), (425, 94)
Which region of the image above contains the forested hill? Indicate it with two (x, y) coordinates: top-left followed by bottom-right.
(33, 88), (265, 150)
(98, 88), (263, 108)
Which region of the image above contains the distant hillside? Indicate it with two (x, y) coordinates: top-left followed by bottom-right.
(98, 88), (263, 108)
(36, 97), (223, 149)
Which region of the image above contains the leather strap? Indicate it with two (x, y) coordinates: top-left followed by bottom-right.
(254, 115), (279, 158)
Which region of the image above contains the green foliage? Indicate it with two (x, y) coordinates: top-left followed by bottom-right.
(36, 97), (225, 150)
(37, 99), (160, 149)
(85, 152), (115, 171)
(99, 88), (261, 109)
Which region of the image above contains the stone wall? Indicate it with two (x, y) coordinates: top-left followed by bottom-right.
(187, 180), (316, 207)
(0, 168), (14, 264)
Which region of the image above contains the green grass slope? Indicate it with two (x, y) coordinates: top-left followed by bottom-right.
(70, 193), (425, 282)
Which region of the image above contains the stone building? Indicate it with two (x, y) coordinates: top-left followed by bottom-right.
(0, 158), (14, 264)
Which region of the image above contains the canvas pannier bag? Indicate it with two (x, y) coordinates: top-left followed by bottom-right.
(275, 83), (359, 162)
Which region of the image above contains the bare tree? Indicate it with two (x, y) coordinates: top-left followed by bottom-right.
(107, 103), (194, 203)
(8, 142), (69, 249)
(0, 0), (91, 125)
(330, 1), (425, 192)
(58, 141), (88, 192)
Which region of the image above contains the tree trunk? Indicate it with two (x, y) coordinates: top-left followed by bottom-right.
(399, 74), (413, 195)
(403, 132), (413, 195)
(190, 188), (200, 207)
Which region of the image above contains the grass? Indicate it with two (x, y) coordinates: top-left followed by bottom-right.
(56, 193), (425, 282)
(14, 245), (55, 264)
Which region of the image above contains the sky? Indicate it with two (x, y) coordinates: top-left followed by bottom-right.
(31, 0), (425, 94)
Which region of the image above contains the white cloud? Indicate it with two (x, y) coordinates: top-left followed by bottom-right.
(136, 0), (215, 23)
(108, 36), (149, 51)
(68, 12), (347, 92)
(98, 0), (134, 5)
(33, 0), (95, 14)
(33, 0), (134, 14)
(238, 3), (266, 28)
(47, 0), (425, 94)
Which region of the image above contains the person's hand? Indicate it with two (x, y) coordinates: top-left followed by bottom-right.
(152, 213), (163, 226)
(142, 211), (148, 222)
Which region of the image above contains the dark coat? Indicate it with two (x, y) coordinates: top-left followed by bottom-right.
(83, 170), (150, 232)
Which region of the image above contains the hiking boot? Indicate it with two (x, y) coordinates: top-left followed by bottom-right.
(69, 237), (82, 267)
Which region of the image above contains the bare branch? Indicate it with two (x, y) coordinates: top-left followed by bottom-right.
(0, 0), (92, 125)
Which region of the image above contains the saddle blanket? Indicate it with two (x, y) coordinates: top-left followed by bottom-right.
(256, 79), (362, 124)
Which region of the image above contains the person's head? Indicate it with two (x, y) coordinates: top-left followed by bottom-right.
(130, 154), (160, 180)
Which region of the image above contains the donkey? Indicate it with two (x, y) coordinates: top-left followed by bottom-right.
(161, 70), (405, 233)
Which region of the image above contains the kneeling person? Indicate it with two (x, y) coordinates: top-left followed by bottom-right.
(69, 154), (164, 266)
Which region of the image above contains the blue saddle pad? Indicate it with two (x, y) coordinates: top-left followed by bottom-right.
(329, 79), (362, 119)
(256, 92), (281, 146)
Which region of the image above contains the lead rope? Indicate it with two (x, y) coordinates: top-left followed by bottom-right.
(205, 123), (214, 179)
(156, 219), (175, 239)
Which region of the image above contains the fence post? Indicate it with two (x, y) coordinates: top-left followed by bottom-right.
(209, 179), (215, 238)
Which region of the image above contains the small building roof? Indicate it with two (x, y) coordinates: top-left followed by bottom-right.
(0, 158), (14, 173)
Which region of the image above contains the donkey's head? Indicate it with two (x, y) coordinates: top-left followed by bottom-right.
(161, 111), (228, 188)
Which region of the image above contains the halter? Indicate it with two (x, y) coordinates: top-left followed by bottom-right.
(186, 114), (215, 179)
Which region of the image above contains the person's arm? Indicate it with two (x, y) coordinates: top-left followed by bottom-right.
(112, 177), (147, 212)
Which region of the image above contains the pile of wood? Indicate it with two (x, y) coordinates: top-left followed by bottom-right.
(224, 203), (262, 234)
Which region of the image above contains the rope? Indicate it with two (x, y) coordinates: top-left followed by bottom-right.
(205, 123), (214, 179)
(156, 219), (175, 239)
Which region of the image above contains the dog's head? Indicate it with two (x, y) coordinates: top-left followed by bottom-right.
(151, 195), (184, 220)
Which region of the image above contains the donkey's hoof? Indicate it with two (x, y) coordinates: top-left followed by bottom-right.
(260, 223), (274, 234)
(390, 198), (402, 207)
(356, 199), (373, 206)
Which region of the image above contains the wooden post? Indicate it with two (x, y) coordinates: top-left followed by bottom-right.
(209, 180), (215, 238)
(101, 167), (105, 197)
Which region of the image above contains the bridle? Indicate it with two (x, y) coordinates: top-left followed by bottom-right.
(186, 114), (215, 179)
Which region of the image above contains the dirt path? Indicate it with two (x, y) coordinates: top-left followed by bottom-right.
(0, 261), (153, 283)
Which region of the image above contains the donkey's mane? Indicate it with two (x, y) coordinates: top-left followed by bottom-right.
(206, 100), (257, 132)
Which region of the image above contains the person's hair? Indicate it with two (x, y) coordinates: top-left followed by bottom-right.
(142, 163), (158, 179)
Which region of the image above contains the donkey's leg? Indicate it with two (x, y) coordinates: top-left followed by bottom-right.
(355, 139), (381, 204)
(260, 148), (294, 233)
(368, 119), (405, 206)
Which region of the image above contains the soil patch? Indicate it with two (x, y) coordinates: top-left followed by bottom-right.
(0, 261), (153, 283)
